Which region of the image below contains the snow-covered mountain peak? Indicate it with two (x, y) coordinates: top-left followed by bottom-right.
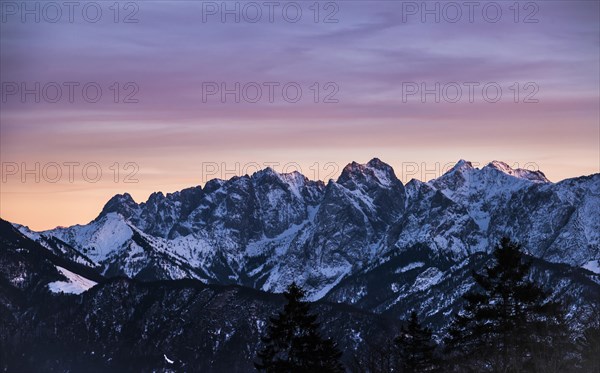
(366, 158), (398, 187)
(448, 159), (474, 174)
(203, 178), (226, 193)
(47, 212), (134, 263)
(432, 159), (550, 191)
(339, 161), (365, 176)
(249, 167), (323, 205)
(486, 160), (513, 173)
(108, 192), (135, 204)
(279, 170), (308, 187)
(483, 161), (550, 183)
(99, 193), (138, 219)
(145, 191), (166, 204)
(252, 166), (279, 179)
(428, 160), (475, 191)
(337, 158), (401, 189)
(249, 167), (320, 191)
(366, 157), (390, 171)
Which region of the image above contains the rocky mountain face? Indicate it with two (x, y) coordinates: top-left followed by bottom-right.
(17, 158), (598, 296)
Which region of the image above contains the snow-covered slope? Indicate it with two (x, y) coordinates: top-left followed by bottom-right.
(48, 266), (97, 294)
(0, 218), (102, 299)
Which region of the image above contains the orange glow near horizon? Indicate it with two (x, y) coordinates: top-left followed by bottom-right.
(1, 1), (598, 231)
(2, 151), (598, 231)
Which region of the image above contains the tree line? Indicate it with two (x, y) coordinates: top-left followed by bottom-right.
(254, 238), (600, 372)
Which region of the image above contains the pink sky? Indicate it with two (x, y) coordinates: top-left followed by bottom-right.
(1, 1), (599, 230)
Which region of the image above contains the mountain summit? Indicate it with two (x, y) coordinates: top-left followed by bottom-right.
(484, 160), (550, 183)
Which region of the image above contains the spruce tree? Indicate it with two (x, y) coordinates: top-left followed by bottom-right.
(394, 311), (438, 372)
(254, 283), (344, 373)
(444, 237), (570, 372)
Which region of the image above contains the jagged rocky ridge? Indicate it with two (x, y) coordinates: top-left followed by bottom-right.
(11, 159), (600, 312)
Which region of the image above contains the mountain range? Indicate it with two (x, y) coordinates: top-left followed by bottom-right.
(2, 158), (599, 370)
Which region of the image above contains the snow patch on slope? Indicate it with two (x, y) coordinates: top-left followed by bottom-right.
(395, 262), (425, 273)
(48, 266), (97, 294)
(582, 260), (600, 274)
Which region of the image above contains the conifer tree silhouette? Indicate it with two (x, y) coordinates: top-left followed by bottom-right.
(255, 283), (343, 372)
